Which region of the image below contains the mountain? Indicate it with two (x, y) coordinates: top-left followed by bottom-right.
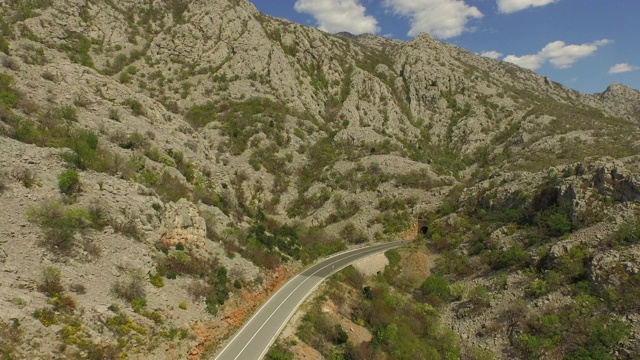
(0, 0), (639, 359)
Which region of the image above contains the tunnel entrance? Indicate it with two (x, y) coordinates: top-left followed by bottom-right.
(417, 219), (429, 237)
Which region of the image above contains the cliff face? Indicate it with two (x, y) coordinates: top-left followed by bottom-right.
(0, 0), (639, 359)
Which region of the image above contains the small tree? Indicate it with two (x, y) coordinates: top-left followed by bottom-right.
(58, 169), (80, 195)
(38, 266), (64, 296)
(420, 275), (451, 306)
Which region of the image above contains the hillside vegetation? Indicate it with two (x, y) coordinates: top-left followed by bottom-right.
(0, 0), (639, 359)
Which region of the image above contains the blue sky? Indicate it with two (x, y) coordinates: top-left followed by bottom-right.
(248, 0), (640, 94)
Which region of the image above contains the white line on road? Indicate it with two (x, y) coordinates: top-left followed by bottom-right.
(255, 242), (404, 360)
(213, 241), (409, 360)
(213, 244), (376, 359)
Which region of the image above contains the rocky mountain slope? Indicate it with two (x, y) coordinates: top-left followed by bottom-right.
(0, 0), (639, 359)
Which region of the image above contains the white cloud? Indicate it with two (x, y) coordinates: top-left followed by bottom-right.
(480, 50), (503, 59)
(294, 0), (380, 35)
(503, 39), (610, 70)
(384, 0), (483, 39)
(503, 54), (543, 69)
(540, 40), (606, 68)
(497, 0), (557, 14)
(609, 63), (639, 74)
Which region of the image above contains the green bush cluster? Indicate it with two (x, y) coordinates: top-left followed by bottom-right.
(329, 163), (390, 192)
(296, 304), (350, 358)
(265, 343), (294, 360)
(339, 223), (368, 244)
(60, 129), (101, 170)
(0, 317), (22, 359)
(610, 217), (640, 246)
(233, 219), (346, 268)
(483, 244), (529, 270)
(156, 248), (230, 315)
(103, 308), (147, 353)
(27, 200), (98, 251)
(419, 275), (451, 307)
(286, 188), (331, 218)
(169, 0), (189, 23)
(514, 297), (630, 359)
(37, 265), (64, 296)
(185, 101), (217, 129)
(248, 143), (289, 177)
(118, 131), (148, 150)
(352, 283), (460, 359)
(55, 105), (78, 121)
(0, 73), (18, 108)
(58, 168), (80, 195)
(11, 118), (107, 172)
(123, 98), (145, 116)
(297, 136), (337, 192)
(167, 149), (195, 183)
(153, 170), (191, 202)
(0, 19), (10, 56)
(372, 197), (415, 234)
(394, 170), (442, 190)
(59, 33), (94, 68)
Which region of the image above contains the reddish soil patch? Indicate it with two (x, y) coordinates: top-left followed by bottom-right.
(188, 267), (291, 359)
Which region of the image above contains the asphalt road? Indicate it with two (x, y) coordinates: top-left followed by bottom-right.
(212, 240), (410, 360)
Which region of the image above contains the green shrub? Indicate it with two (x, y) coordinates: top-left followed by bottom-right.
(469, 346), (495, 360)
(611, 218), (640, 245)
(468, 285), (491, 308)
(58, 169), (80, 195)
(60, 129), (99, 170)
(0, 174), (6, 193)
(37, 266), (64, 296)
(419, 275), (451, 306)
(108, 108), (120, 121)
(27, 200), (91, 251)
(149, 272), (164, 288)
(485, 243), (529, 270)
(56, 105), (78, 121)
(159, 250), (230, 314)
(118, 132), (148, 150)
(123, 98), (145, 116)
(154, 171), (191, 202)
(385, 249), (401, 269)
(0, 73), (18, 108)
(169, 0), (189, 23)
(536, 206), (572, 236)
(265, 343), (293, 360)
(63, 33), (94, 68)
(118, 72), (132, 84)
(527, 278), (548, 298)
(339, 222), (368, 244)
(33, 307), (58, 327)
(0, 36), (9, 56)
(185, 101), (217, 129)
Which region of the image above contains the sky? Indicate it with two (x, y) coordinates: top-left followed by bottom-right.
(247, 0), (640, 94)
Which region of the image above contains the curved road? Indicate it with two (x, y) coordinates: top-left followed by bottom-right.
(212, 240), (411, 360)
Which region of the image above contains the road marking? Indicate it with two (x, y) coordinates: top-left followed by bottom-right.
(255, 242), (404, 360)
(213, 243), (385, 359)
(214, 241), (408, 360)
